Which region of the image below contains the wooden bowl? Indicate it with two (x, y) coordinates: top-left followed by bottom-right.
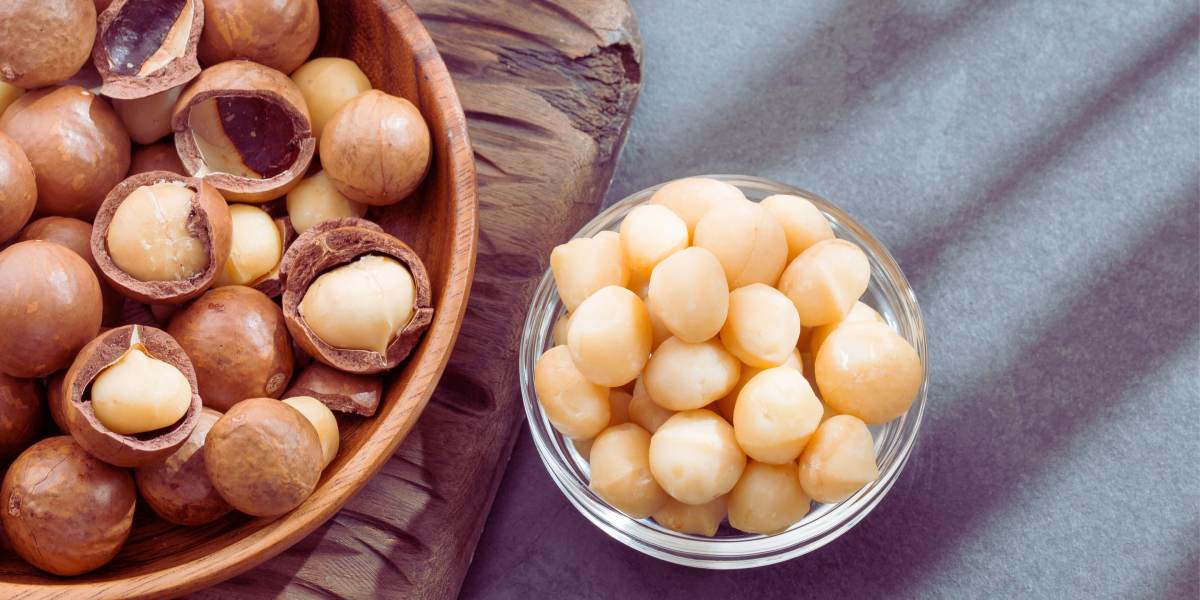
(0, 1), (477, 598)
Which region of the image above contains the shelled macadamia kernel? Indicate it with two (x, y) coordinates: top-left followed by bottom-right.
(646, 246), (729, 343)
(217, 204), (283, 287)
(727, 460), (811, 535)
(719, 283), (801, 368)
(628, 377), (674, 434)
(761, 194), (834, 262)
(589, 423), (669, 518)
(815, 321), (922, 424)
(733, 367), (822, 464)
(551, 231), (630, 312)
(652, 496), (727, 536)
(567, 286), (652, 387)
(643, 337), (740, 411)
(778, 239), (871, 327)
(798, 414), (879, 503)
(693, 199), (788, 289)
(648, 177), (745, 238)
(619, 204), (688, 276)
(534, 346), (610, 440)
(648, 410), (745, 505)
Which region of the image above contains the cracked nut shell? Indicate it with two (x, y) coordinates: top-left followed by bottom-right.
(62, 325), (202, 467)
(281, 221), (433, 374)
(284, 361), (383, 417)
(0, 436), (135, 576)
(167, 285), (295, 411)
(0, 0), (97, 89)
(92, 171), (233, 305)
(0, 372), (44, 460)
(172, 60), (315, 203)
(135, 406), (232, 525)
(94, 0), (203, 99)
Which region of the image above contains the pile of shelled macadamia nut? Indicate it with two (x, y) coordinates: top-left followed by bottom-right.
(0, 0), (434, 576)
(537, 177), (923, 537)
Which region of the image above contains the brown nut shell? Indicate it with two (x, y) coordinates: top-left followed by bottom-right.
(17, 216), (126, 325)
(130, 141), (187, 175)
(0, 131), (35, 243)
(0, 436), (135, 576)
(94, 0), (204, 99)
(62, 324), (202, 467)
(197, 0), (319, 75)
(320, 90), (432, 206)
(135, 407), (232, 525)
(167, 285), (294, 411)
(0, 0), (97, 89)
(0, 86), (131, 220)
(0, 372), (44, 460)
(47, 371), (68, 433)
(172, 60), (315, 203)
(203, 397), (323, 517)
(284, 362), (383, 417)
(0, 241), (102, 378)
(92, 171), (233, 305)
(281, 224), (434, 374)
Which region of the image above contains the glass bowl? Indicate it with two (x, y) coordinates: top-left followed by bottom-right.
(519, 175), (928, 569)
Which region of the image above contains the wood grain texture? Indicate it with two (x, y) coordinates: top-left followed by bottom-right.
(195, 1), (642, 598)
(0, 1), (476, 598)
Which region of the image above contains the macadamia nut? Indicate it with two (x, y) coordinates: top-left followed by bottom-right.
(550, 231), (629, 312)
(733, 367), (822, 464)
(619, 204), (688, 276)
(798, 414), (879, 503)
(299, 255), (416, 354)
(715, 349), (802, 421)
(760, 194), (834, 262)
(648, 177), (746, 238)
(216, 204), (283, 287)
(283, 396), (340, 468)
(814, 321), (922, 424)
(720, 283), (801, 367)
(628, 377), (674, 434)
(534, 346), (611, 439)
(778, 239), (871, 327)
(809, 301), (884, 358)
(652, 496), (727, 536)
(643, 337), (740, 411)
(647, 247), (729, 343)
(693, 199), (788, 288)
(112, 86), (183, 145)
(649, 410), (745, 505)
(286, 170), (368, 234)
(106, 182), (207, 281)
(589, 423), (669, 518)
(571, 387), (631, 459)
(290, 58), (372, 143)
(728, 460), (811, 535)
(90, 345), (192, 435)
(566, 286), (652, 387)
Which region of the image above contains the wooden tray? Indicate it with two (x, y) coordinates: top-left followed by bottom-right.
(195, 1), (643, 597)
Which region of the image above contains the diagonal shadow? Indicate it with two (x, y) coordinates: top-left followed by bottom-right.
(897, 14), (1200, 285)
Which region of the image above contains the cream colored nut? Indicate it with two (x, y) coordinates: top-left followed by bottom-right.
(760, 194), (834, 262)
(652, 496), (727, 536)
(112, 86), (183, 145)
(715, 348), (802, 422)
(643, 337), (740, 411)
(286, 170), (368, 234)
(619, 204), (688, 276)
(649, 409), (745, 505)
(809, 301), (884, 358)
(798, 414), (879, 503)
(299, 255), (416, 354)
(815, 321), (922, 424)
(628, 377), (674, 434)
(533, 346), (610, 439)
(91, 345), (191, 435)
(778, 239), (871, 327)
(720, 283), (801, 368)
(573, 386), (635, 459)
(728, 460), (811, 535)
(550, 231), (630, 312)
(282, 396), (340, 468)
(107, 182), (207, 281)
(566, 285), (652, 387)
(693, 200), (787, 289)
(0, 82), (22, 118)
(290, 58), (372, 144)
(647, 246), (729, 343)
(551, 312), (573, 347)
(733, 367), (823, 464)
(589, 423), (670, 518)
(216, 204), (282, 287)
(648, 177), (746, 238)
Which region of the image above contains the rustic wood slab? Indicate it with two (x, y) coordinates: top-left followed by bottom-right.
(195, 1), (642, 597)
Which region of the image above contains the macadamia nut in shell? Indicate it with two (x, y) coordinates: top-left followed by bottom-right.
(0, 0), (97, 89)
(320, 90), (431, 205)
(0, 131), (36, 243)
(198, 0), (319, 74)
(135, 407), (233, 525)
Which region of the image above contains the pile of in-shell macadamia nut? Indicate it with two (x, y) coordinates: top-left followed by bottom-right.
(0, 0), (434, 577)
(536, 177), (923, 536)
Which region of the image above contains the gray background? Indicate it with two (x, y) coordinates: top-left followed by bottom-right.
(461, 1), (1200, 598)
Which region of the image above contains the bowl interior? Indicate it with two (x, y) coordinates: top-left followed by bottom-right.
(521, 175), (927, 569)
(0, 1), (476, 596)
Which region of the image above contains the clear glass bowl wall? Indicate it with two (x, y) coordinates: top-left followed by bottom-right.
(519, 175), (928, 569)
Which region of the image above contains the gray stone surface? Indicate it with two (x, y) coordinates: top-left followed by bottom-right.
(460, 1), (1200, 598)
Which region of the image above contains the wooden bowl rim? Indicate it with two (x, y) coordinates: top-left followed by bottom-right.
(0, 2), (478, 597)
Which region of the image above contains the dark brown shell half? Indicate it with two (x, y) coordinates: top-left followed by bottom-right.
(281, 223), (434, 374)
(284, 362), (383, 417)
(94, 0), (203, 99)
(91, 170), (232, 304)
(62, 324), (202, 467)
